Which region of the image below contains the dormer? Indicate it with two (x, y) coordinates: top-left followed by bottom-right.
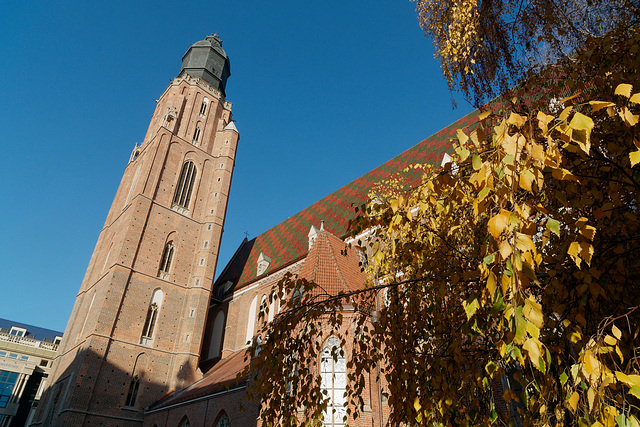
(257, 252), (271, 276)
(308, 225), (319, 250)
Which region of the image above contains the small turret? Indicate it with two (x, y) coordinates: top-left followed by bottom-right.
(179, 34), (231, 96)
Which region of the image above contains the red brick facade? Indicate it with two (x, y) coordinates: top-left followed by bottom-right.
(32, 68), (239, 426)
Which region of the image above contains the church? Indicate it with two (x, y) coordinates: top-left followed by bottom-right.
(31, 35), (479, 426)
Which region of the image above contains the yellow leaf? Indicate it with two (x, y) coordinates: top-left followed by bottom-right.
(488, 210), (510, 239)
(486, 272), (497, 296)
(519, 169), (535, 192)
(588, 386), (596, 411)
(456, 128), (469, 144)
(604, 335), (617, 346)
(579, 225), (596, 241)
(523, 338), (543, 370)
(583, 350), (601, 382)
(630, 150), (640, 167)
(568, 391), (579, 412)
(589, 100), (616, 111)
(530, 142), (545, 162)
(615, 371), (640, 388)
(615, 83), (633, 98)
(580, 242), (594, 266)
(508, 112), (527, 128)
(390, 198), (399, 213)
(523, 296), (544, 329)
(559, 106), (573, 121)
(570, 112), (594, 132)
(478, 110), (491, 121)
(515, 232), (536, 254)
(414, 396), (422, 412)
(612, 324), (622, 339)
(630, 93), (640, 104)
(499, 239), (512, 259)
(568, 241), (582, 267)
(456, 145), (470, 162)
(623, 106), (640, 126)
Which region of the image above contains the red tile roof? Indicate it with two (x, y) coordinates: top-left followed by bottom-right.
(300, 229), (366, 298)
(214, 107), (484, 292)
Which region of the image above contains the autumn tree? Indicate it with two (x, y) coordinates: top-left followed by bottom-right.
(415, 0), (640, 105)
(245, 10), (640, 427)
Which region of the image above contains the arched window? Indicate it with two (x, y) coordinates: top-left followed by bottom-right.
(215, 411), (229, 427)
(321, 336), (347, 426)
(207, 311), (225, 360)
(125, 375), (140, 407)
(178, 416), (190, 427)
(199, 98), (209, 116)
(192, 126), (201, 145)
(141, 289), (164, 346)
(173, 161), (197, 211)
(158, 241), (174, 279)
(245, 296), (257, 345)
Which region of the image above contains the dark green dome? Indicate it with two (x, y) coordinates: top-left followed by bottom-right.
(179, 34), (231, 96)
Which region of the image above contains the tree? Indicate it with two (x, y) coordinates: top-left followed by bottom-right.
(245, 16), (640, 427)
(414, 0), (640, 106)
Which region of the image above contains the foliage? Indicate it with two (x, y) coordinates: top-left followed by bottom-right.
(245, 31), (640, 427)
(414, 0), (639, 106)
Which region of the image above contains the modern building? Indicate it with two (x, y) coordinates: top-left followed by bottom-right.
(0, 318), (62, 427)
(32, 35), (479, 426)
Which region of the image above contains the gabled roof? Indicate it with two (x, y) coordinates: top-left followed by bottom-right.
(300, 229), (366, 298)
(215, 106), (485, 292)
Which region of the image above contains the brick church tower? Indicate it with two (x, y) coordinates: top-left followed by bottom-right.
(32, 35), (238, 426)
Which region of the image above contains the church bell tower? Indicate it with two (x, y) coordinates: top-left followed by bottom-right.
(32, 35), (238, 426)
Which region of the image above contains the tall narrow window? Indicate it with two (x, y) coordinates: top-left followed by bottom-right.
(192, 126), (201, 145)
(158, 241), (174, 279)
(141, 289), (164, 346)
(124, 375), (140, 407)
(245, 296), (258, 345)
(199, 98), (208, 116)
(321, 336), (347, 426)
(179, 417), (191, 427)
(173, 161), (197, 211)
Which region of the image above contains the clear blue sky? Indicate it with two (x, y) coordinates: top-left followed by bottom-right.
(0, 0), (473, 332)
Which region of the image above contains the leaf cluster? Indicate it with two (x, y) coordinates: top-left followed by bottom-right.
(246, 31), (640, 427)
(415, 0), (640, 106)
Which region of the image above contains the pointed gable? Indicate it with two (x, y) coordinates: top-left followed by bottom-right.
(300, 229), (366, 297)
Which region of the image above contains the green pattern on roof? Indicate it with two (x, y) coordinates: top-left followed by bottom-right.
(215, 107), (486, 291)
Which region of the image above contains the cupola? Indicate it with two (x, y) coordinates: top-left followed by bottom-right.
(179, 34), (231, 96)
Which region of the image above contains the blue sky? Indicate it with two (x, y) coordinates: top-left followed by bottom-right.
(0, 1), (473, 332)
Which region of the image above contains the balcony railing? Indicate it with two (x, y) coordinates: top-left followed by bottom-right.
(0, 332), (59, 352)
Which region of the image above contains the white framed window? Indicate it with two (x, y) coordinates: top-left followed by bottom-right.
(9, 327), (26, 337)
(246, 296), (258, 344)
(140, 289), (164, 346)
(199, 98), (209, 116)
(321, 336), (347, 426)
